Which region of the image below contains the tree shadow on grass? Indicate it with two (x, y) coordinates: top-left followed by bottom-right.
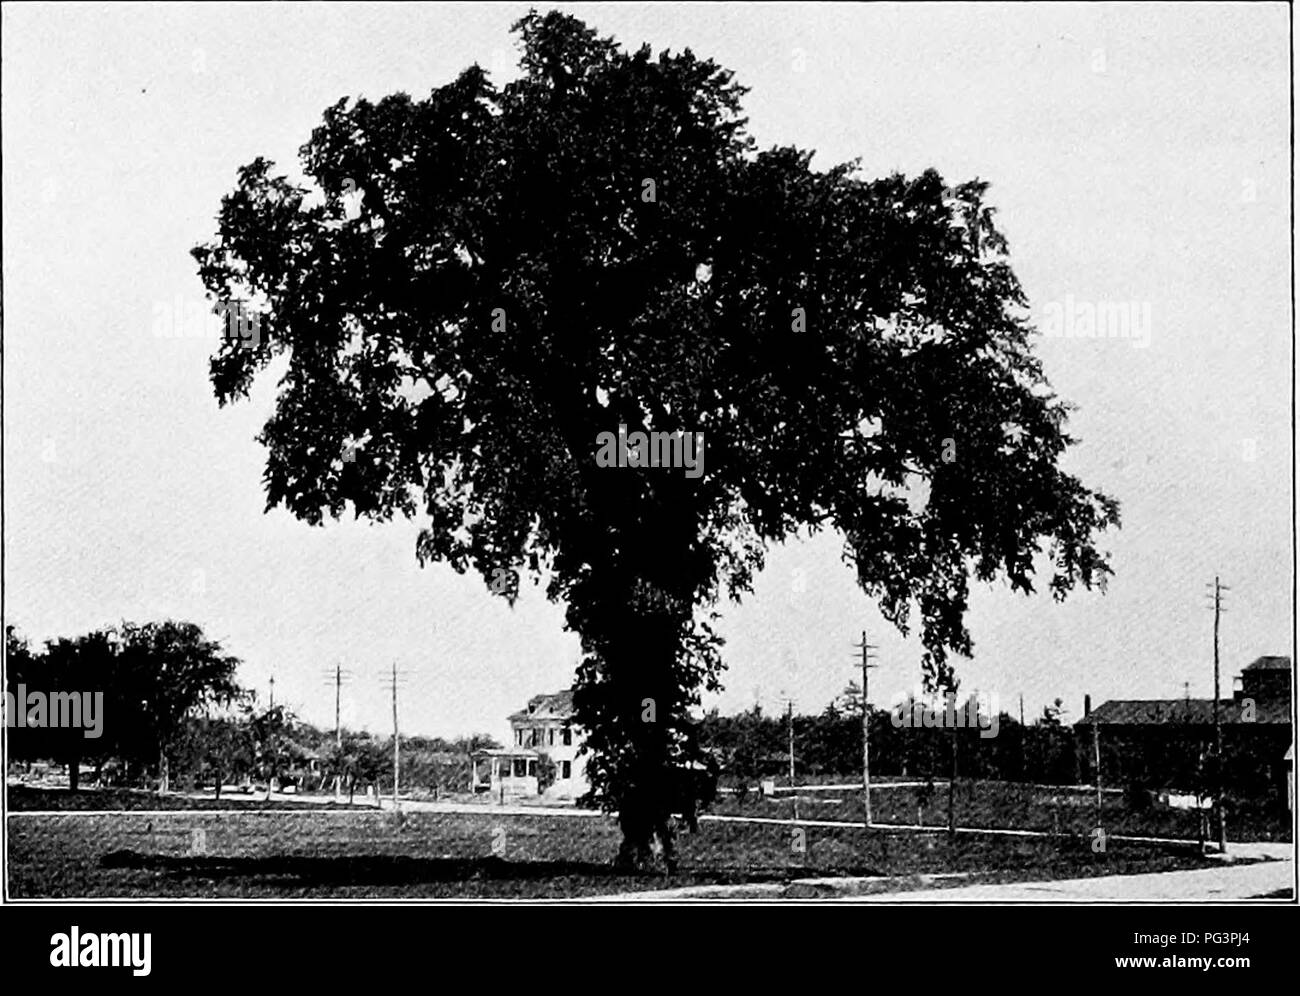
(10, 786), (367, 812)
(97, 849), (797, 892)
(101, 849), (609, 887)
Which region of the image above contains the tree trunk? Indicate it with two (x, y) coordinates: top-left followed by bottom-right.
(592, 613), (690, 870)
(569, 491), (711, 868)
(947, 725), (957, 841)
(577, 598), (671, 868)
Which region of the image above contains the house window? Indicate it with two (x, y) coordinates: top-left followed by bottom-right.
(515, 729), (523, 747)
(562, 727), (572, 746)
(527, 760), (537, 776)
(561, 761), (571, 779)
(512, 758), (527, 778)
(548, 728), (555, 747)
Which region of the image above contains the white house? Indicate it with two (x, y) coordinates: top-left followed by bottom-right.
(471, 689), (589, 801)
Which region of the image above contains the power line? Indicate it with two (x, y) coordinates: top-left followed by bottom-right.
(775, 693), (798, 823)
(378, 665), (413, 812)
(320, 665), (355, 801)
(850, 631), (878, 828)
(319, 665), (356, 748)
(1205, 577), (1230, 853)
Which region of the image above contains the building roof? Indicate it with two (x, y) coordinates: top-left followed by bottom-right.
(508, 689), (576, 723)
(472, 747), (539, 758)
(1078, 697), (1290, 727)
(1243, 655), (1292, 672)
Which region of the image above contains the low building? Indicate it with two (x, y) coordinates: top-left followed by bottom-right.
(471, 689), (589, 801)
(1076, 655), (1293, 808)
(470, 747), (542, 800)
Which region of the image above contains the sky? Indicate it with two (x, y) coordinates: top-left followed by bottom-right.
(2, 2), (1292, 743)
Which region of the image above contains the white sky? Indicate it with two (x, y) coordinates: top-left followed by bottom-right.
(2, 2), (1292, 741)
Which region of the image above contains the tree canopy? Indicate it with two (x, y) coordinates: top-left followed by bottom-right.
(192, 10), (1119, 865)
(6, 620), (243, 791)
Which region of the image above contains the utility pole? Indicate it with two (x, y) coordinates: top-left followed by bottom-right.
(1092, 719), (1102, 821)
(320, 664), (358, 748)
(321, 665), (354, 799)
(1019, 692), (1026, 782)
(947, 684), (958, 841)
(779, 695), (798, 823)
(391, 663), (399, 811)
(334, 665), (343, 799)
(379, 665), (411, 812)
(262, 675), (277, 801)
(851, 632), (877, 828)
(336, 666), (343, 748)
(785, 698), (795, 787)
(1206, 577), (1230, 853)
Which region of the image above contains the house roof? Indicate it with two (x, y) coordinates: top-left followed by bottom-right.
(508, 689), (576, 723)
(1078, 697), (1290, 727)
(1243, 655), (1292, 672)
(472, 747), (539, 758)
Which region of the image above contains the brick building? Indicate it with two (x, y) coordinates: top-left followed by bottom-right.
(1076, 655), (1293, 809)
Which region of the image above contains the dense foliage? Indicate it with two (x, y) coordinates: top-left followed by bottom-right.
(191, 11), (1118, 864)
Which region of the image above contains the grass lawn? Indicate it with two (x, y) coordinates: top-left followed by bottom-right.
(7, 801), (1231, 899)
(7, 785), (373, 812)
(717, 779), (1292, 843)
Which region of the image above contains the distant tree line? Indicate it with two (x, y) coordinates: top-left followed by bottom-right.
(5, 622), (499, 799)
(6, 621), (241, 792)
(700, 685), (1080, 788)
(7, 619), (1081, 800)
(170, 719), (502, 802)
